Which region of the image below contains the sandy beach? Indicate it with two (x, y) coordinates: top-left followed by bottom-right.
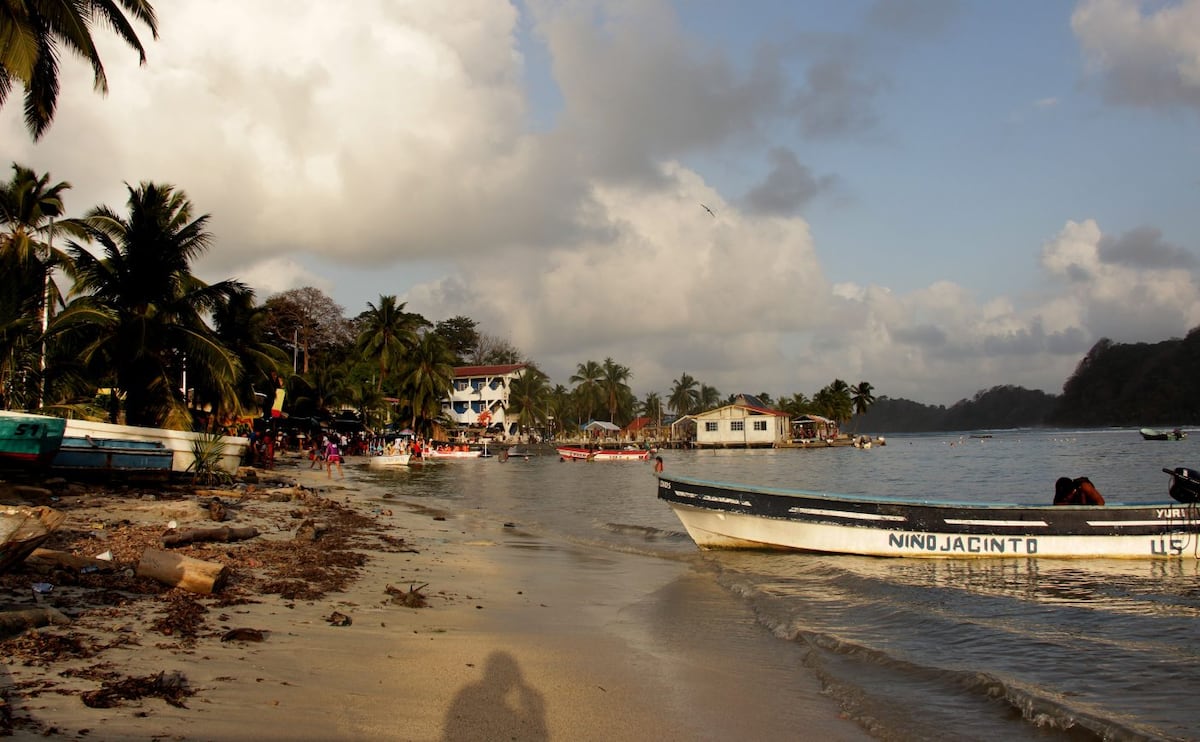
(0, 455), (868, 741)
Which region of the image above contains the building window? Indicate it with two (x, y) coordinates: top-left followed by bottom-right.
(753, 420), (767, 431)
(731, 421), (744, 432)
(705, 421), (719, 432)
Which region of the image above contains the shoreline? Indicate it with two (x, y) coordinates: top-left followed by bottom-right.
(1, 455), (868, 741)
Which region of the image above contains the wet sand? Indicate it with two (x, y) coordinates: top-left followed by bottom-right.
(0, 455), (868, 741)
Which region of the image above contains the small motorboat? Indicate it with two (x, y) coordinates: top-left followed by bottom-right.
(657, 468), (1200, 559)
(1141, 427), (1187, 441)
(557, 445), (651, 461)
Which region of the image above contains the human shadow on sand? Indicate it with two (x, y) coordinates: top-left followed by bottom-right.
(442, 650), (547, 742)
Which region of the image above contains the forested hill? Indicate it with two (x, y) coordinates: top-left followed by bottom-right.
(851, 327), (1200, 433)
(851, 386), (1058, 433)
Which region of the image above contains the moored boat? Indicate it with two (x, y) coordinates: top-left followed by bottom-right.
(367, 452), (412, 468)
(557, 445), (651, 461)
(0, 505), (66, 573)
(424, 447), (483, 459)
(656, 468), (1200, 559)
(0, 413), (66, 468)
(1140, 427), (1187, 441)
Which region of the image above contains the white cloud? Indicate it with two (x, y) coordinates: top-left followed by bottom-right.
(2, 1), (1196, 406)
(1072, 0), (1200, 108)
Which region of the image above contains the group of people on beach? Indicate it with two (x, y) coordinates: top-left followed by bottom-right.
(307, 434), (345, 478)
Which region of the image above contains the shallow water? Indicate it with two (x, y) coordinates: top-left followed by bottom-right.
(363, 428), (1200, 741)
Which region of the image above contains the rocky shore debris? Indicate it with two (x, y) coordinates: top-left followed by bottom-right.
(0, 462), (436, 736)
(385, 582), (429, 608)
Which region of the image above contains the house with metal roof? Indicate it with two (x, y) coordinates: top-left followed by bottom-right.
(689, 403), (790, 448)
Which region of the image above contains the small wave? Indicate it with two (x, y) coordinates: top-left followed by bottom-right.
(599, 521), (692, 542)
(797, 631), (1162, 741)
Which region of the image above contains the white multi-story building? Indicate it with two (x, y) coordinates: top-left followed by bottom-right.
(442, 363), (527, 438)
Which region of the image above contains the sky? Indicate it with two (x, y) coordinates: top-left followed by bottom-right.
(5, 0), (1200, 406)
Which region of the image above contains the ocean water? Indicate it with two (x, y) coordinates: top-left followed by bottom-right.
(361, 429), (1200, 741)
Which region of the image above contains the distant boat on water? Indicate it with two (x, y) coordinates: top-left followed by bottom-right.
(557, 445), (651, 461)
(1140, 427), (1187, 441)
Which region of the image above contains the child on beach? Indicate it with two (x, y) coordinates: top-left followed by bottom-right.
(325, 437), (343, 478)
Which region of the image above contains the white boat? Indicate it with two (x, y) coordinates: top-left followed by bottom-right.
(424, 448), (483, 459)
(656, 468), (1200, 559)
(61, 418), (246, 474)
(367, 453), (412, 468)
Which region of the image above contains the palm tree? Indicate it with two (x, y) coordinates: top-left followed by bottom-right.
(778, 392), (811, 418)
(355, 295), (419, 392)
(210, 287), (289, 419)
(569, 360), (603, 422)
(1, 0), (159, 140)
(814, 379), (853, 427)
(0, 163), (72, 407)
(599, 357), (631, 423)
(506, 365), (551, 435)
(50, 182), (244, 427)
(397, 332), (455, 438)
(699, 384), (721, 412)
(851, 381), (876, 416)
(640, 391), (663, 438)
(668, 373), (700, 416)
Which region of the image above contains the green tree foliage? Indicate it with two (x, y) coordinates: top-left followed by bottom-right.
(668, 373), (699, 416)
(434, 315), (480, 364)
(355, 295), (420, 391)
(570, 360), (603, 422)
(507, 365), (551, 433)
(1, 0), (158, 139)
(51, 182), (244, 427)
(1050, 331), (1200, 426)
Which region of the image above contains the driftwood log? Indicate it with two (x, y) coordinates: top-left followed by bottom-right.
(0, 606), (70, 637)
(294, 519), (329, 542)
(136, 548), (228, 594)
(26, 548), (118, 572)
(160, 526), (258, 548)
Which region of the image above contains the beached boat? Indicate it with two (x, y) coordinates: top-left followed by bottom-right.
(0, 413), (66, 468)
(367, 452), (412, 468)
(656, 468), (1200, 559)
(0, 505), (66, 573)
(557, 445), (651, 461)
(62, 418), (246, 474)
(0, 411), (247, 474)
(50, 436), (174, 479)
(1140, 427), (1187, 441)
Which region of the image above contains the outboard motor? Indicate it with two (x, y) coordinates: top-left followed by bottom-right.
(1164, 467), (1200, 504)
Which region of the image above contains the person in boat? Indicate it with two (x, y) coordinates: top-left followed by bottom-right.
(654, 456), (664, 473)
(1054, 476), (1105, 505)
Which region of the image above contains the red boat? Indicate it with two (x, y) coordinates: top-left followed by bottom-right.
(556, 445), (651, 461)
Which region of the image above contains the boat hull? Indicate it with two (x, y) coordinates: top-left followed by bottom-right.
(0, 413), (66, 467)
(557, 446), (651, 461)
(51, 437), (174, 479)
(63, 418), (247, 474)
(657, 473), (1200, 559)
(424, 450), (482, 459)
(1140, 427), (1186, 441)
(367, 453), (411, 468)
